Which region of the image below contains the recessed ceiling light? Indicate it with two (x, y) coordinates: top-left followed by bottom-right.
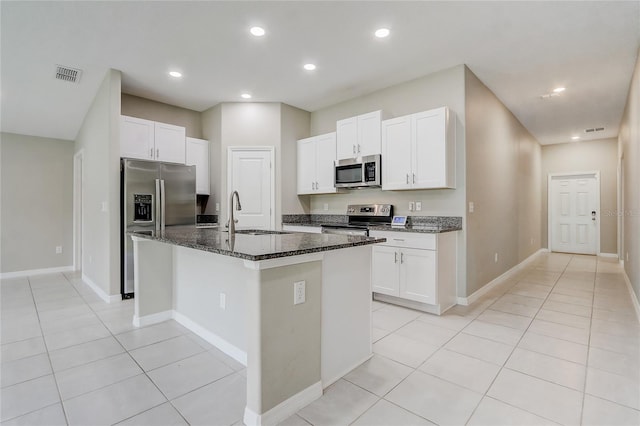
(169, 71), (182, 78)
(553, 87), (566, 93)
(375, 28), (390, 38)
(303, 63), (316, 71)
(241, 93), (252, 99)
(250, 27), (265, 37)
(571, 136), (580, 140)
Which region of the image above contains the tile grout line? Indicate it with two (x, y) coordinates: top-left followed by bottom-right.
(579, 258), (599, 425)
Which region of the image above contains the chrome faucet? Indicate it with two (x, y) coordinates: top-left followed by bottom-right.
(227, 190), (242, 235)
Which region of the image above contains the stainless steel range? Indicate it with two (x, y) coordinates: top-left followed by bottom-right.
(321, 204), (393, 236)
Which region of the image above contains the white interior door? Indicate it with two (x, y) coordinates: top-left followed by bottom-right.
(228, 148), (274, 230)
(549, 173), (599, 255)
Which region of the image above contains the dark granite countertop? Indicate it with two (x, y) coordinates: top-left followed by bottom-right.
(128, 226), (385, 261)
(282, 214), (462, 234)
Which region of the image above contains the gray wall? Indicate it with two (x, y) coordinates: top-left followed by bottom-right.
(121, 93), (202, 139)
(201, 104), (222, 216)
(1, 133), (74, 273)
(308, 65), (468, 296)
(75, 69), (121, 297)
(619, 47), (640, 301)
(280, 104), (311, 215)
(541, 138), (618, 254)
(465, 67), (542, 296)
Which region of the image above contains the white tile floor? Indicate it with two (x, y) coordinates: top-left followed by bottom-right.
(1, 253), (639, 425)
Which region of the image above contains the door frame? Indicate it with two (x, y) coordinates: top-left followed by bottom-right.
(548, 171), (600, 255)
(227, 146), (276, 230)
(73, 150), (84, 271)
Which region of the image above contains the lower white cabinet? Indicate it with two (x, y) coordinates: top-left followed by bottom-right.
(370, 230), (456, 315)
(282, 225), (322, 234)
(185, 137), (210, 195)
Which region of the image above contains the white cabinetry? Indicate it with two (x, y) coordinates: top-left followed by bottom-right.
(297, 132), (337, 195)
(381, 107), (455, 190)
(370, 230), (456, 315)
(185, 137), (210, 195)
(120, 115), (186, 164)
(336, 110), (382, 160)
(282, 225), (322, 234)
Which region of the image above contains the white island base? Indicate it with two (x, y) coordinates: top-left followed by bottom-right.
(131, 236), (372, 426)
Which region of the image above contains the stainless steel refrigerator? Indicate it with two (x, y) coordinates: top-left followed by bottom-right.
(121, 159), (196, 298)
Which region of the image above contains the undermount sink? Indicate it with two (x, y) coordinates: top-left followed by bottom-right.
(232, 229), (292, 236)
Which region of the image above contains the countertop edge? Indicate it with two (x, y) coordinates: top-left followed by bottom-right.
(282, 222), (462, 234)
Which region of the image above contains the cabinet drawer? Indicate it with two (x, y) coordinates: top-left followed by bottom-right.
(369, 231), (436, 250)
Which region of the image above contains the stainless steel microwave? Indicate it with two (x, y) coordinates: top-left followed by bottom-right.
(334, 154), (381, 188)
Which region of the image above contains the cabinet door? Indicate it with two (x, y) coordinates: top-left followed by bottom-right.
(357, 110), (382, 157)
(185, 137), (210, 195)
(297, 137), (316, 194)
(154, 122), (186, 164)
(315, 132), (337, 193)
(371, 246), (400, 296)
(399, 248), (436, 304)
(412, 108), (448, 189)
(120, 116), (154, 160)
(336, 116), (358, 160)
(381, 116), (412, 190)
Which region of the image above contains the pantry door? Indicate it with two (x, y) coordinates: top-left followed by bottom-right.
(227, 147), (275, 230)
(549, 172), (600, 255)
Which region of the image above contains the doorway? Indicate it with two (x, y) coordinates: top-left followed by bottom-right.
(548, 172), (600, 255)
(73, 150), (84, 271)
(227, 147), (275, 230)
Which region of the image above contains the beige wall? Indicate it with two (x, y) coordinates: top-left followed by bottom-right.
(75, 69), (121, 297)
(541, 138), (618, 254)
(121, 93), (202, 138)
(280, 104), (311, 215)
(465, 67), (541, 296)
(308, 65), (468, 295)
(618, 47), (640, 300)
(1, 133), (74, 273)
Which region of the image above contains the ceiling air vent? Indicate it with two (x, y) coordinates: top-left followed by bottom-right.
(584, 127), (605, 133)
(55, 65), (82, 83)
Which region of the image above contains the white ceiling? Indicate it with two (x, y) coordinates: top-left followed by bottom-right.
(1, 1), (639, 145)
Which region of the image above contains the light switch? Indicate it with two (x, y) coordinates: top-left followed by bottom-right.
(294, 281), (306, 305)
(469, 202), (474, 213)
(415, 201), (422, 211)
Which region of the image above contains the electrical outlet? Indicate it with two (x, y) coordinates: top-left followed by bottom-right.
(494, 253), (498, 263)
(220, 293), (226, 310)
(55, 246), (63, 254)
(323, 203), (329, 211)
(409, 202), (415, 212)
(469, 202), (475, 213)
(294, 281), (306, 305)
(415, 201), (422, 211)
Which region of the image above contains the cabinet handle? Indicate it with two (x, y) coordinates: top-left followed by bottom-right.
(406, 174), (409, 184)
(150, 148), (154, 158)
(400, 252), (404, 264)
(394, 252), (398, 263)
(315, 182), (319, 190)
(156, 148), (160, 158)
(392, 238), (405, 242)
(413, 173), (416, 184)
(357, 144), (361, 153)
(353, 145), (356, 155)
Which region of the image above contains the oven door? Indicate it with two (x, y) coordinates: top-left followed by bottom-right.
(321, 225), (369, 236)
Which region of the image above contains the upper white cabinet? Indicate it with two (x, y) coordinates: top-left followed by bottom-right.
(336, 110), (382, 160)
(185, 137), (210, 195)
(297, 132), (337, 195)
(381, 107), (455, 190)
(120, 115), (186, 164)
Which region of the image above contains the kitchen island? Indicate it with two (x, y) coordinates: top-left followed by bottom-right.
(129, 226), (384, 426)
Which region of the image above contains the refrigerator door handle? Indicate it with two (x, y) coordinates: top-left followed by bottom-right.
(155, 179), (161, 231)
(160, 179), (166, 230)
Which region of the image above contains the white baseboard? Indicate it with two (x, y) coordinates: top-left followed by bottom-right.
(1, 265), (73, 279)
(622, 270), (640, 323)
(322, 353), (373, 390)
(133, 310), (173, 327)
(82, 273), (121, 303)
(599, 252), (619, 258)
(243, 381), (322, 426)
(457, 249), (546, 306)
(173, 311), (247, 366)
